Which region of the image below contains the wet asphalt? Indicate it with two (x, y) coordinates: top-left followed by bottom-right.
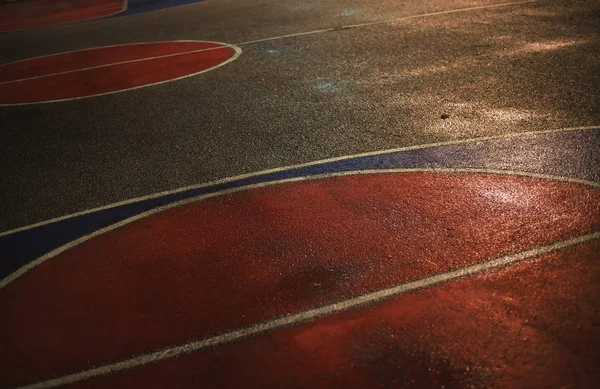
(1, 0), (599, 231)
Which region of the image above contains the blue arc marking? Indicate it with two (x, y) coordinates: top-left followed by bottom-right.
(1, 128), (599, 281)
(108, 0), (207, 19)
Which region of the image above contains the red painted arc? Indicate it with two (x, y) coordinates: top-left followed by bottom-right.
(71, 241), (600, 389)
(0, 41), (238, 104)
(0, 42), (225, 83)
(0, 0), (125, 32)
(1, 172), (598, 388)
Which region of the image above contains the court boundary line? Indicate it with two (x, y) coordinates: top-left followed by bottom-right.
(13, 230), (600, 389)
(0, 0), (536, 36)
(1, 125), (598, 238)
(2, 167), (599, 290)
(0, 0), (536, 103)
(235, 0), (538, 46)
(0, 40), (242, 106)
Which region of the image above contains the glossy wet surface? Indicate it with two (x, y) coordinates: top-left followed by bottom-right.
(0, 1), (598, 388)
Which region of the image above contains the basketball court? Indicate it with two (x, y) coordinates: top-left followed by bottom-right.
(1, 1), (599, 388)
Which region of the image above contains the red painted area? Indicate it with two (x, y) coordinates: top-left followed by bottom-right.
(0, 41), (236, 104)
(0, 0), (124, 32)
(71, 240), (600, 389)
(0, 172), (598, 387)
(0, 42), (223, 83)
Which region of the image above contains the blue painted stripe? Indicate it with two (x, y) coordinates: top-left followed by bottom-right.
(108, 0), (206, 18)
(1, 129), (598, 281)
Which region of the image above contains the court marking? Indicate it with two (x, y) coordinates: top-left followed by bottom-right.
(0, 0), (535, 104)
(104, 0), (208, 20)
(0, 40), (241, 106)
(236, 0), (538, 46)
(1, 125), (597, 238)
(0, 0), (128, 33)
(1, 0), (534, 36)
(0, 45), (232, 85)
(2, 167), (599, 290)
(14, 231), (599, 389)
(1, 0), (595, 386)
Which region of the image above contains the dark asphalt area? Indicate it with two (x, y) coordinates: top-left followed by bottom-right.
(0, 0), (598, 231)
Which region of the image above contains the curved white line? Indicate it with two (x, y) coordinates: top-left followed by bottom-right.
(2, 167), (599, 290)
(13, 231), (600, 389)
(0, 40), (242, 106)
(1, 125), (598, 238)
(0, 0), (537, 100)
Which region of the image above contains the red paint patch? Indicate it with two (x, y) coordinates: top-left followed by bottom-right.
(0, 41), (238, 104)
(0, 172), (598, 387)
(0, 0), (124, 32)
(71, 240), (600, 389)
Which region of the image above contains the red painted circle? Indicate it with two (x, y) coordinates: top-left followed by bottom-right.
(0, 41), (238, 104)
(1, 172), (598, 387)
(0, 0), (125, 33)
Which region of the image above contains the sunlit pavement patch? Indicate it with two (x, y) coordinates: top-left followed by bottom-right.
(0, 41), (240, 105)
(1, 171), (598, 388)
(0, 0), (125, 32)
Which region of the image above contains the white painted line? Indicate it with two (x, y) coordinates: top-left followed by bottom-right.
(237, 27), (337, 46)
(14, 231), (600, 389)
(0, 125), (597, 238)
(0, 45), (231, 85)
(0, 0), (538, 101)
(0, 40), (242, 106)
(1, 39), (204, 67)
(236, 0), (538, 45)
(341, 0), (538, 30)
(2, 167), (599, 290)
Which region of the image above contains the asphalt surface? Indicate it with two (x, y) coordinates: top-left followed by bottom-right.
(1, 2), (600, 388)
(1, 0), (599, 231)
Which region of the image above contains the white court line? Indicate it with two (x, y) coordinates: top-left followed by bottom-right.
(236, 0), (538, 45)
(0, 0), (536, 101)
(14, 231), (600, 389)
(1, 125), (598, 238)
(0, 45), (232, 85)
(2, 167), (599, 290)
(0, 40), (242, 106)
(0, 39), (201, 67)
(237, 27), (337, 46)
